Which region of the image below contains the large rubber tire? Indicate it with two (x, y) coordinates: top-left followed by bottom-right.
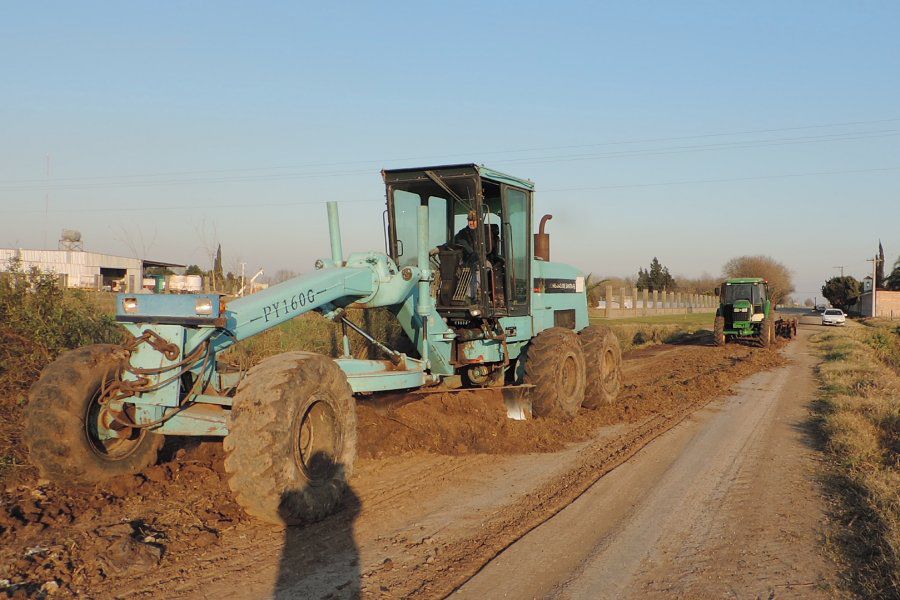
(579, 325), (622, 409)
(713, 315), (726, 347)
(523, 328), (586, 419)
(759, 318), (774, 348)
(224, 352), (357, 526)
(24, 344), (163, 484)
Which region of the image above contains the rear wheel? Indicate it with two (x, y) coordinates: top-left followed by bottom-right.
(523, 328), (586, 419)
(759, 318), (774, 348)
(224, 352), (356, 526)
(24, 344), (163, 484)
(579, 325), (622, 409)
(713, 315), (726, 347)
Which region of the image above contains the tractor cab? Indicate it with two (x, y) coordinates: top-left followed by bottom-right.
(718, 278), (769, 326)
(382, 164), (534, 323)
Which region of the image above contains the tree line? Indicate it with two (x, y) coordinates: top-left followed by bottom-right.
(587, 254), (795, 307)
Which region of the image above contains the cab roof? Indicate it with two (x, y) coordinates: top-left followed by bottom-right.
(381, 163), (535, 191)
(724, 277), (767, 284)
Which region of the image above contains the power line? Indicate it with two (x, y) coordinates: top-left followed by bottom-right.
(3, 164), (897, 215)
(1, 116), (899, 187)
(1, 128), (897, 193)
(540, 165), (900, 193)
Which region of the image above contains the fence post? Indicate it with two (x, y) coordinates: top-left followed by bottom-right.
(642, 288), (649, 316)
(605, 285), (613, 318)
(632, 287), (639, 315)
(652, 290), (659, 313)
(620, 287), (627, 314)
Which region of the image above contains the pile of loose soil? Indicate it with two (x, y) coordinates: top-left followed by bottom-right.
(357, 340), (786, 458)
(0, 443), (247, 597)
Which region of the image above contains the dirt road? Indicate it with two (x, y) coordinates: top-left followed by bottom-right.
(2, 331), (826, 599)
(456, 326), (836, 599)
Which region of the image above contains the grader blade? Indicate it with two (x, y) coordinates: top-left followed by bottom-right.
(500, 385), (534, 421)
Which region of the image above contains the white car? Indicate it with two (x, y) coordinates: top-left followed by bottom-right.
(821, 308), (846, 326)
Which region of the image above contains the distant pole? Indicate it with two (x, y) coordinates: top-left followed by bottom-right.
(44, 154), (51, 249)
(239, 262), (246, 297)
(866, 256), (880, 317)
(873, 257), (877, 317)
(833, 265), (845, 277)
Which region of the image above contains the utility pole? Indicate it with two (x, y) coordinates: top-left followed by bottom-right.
(833, 265), (846, 277)
(866, 255), (882, 317)
(239, 262), (246, 297)
(44, 154), (51, 249)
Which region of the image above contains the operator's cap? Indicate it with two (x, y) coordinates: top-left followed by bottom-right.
(467, 210), (477, 221)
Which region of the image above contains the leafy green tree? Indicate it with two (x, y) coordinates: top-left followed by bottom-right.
(185, 264), (204, 276)
(876, 241), (886, 288)
(636, 257), (675, 291)
(885, 257), (900, 291)
(821, 276), (861, 311)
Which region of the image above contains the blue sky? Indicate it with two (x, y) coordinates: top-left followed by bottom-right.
(1, 1), (899, 300)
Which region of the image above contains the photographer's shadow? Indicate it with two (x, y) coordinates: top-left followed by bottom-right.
(273, 457), (362, 600)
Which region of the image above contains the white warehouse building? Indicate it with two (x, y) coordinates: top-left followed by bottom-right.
(0, 247), (183, 292)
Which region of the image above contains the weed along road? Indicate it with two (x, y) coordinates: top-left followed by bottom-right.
(454, 325), (837, 599)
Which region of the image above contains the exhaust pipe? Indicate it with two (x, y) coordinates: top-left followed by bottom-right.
(534, 214), (552, 261)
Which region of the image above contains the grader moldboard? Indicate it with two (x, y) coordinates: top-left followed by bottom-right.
(713, 277), (797, 347)
(24, 164), (623, 525)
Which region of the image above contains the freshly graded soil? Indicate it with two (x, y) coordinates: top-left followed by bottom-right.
(0, 335), (787, 598)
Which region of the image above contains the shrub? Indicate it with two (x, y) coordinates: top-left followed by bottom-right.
(0, 262), (123, 391)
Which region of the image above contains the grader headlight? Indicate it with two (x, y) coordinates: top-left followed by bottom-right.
(122, 297), (139, 314)
(195, 297), (214, 315)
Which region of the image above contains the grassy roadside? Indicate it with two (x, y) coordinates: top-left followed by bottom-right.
(590, 311), (713, 352)
(809, 323), (900, 597)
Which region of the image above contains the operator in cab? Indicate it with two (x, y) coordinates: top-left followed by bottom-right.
(453, 209), (479, 261)
(453, 210), (481, 300)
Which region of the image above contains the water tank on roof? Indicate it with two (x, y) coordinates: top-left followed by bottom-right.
(59, 229), (84, 251)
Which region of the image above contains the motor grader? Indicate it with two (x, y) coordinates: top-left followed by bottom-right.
(24, 164), (623, 525)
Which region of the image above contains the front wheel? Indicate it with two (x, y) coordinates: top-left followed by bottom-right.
(24, 344), (163, 484)
(224, 352), (357, 526)
(579, 325), (622, 409)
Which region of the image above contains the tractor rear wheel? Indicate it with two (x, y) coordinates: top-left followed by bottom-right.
(759, 318), (774, 348)
(24, 344), (163, 484)
(523, 327), (586, 419)
(713, 316), (726, 347)
(224, 352), (357, 526)
(579, 325), (622, 409)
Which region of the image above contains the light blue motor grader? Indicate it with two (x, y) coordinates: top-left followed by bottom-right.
(24, 164), (622, 525)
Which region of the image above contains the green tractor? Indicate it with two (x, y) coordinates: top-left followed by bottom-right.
(713, 277), (776, 348)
